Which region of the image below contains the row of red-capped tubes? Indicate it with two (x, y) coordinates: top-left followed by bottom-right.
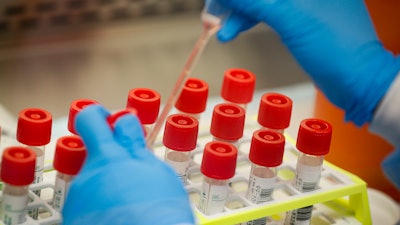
(2, 114), (86, 224)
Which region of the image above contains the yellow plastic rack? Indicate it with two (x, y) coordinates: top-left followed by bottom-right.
(152, 117), (372, 225)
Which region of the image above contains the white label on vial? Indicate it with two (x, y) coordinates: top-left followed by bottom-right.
(198, 181), (229, 215)
(164, 157), (190, 184)
(246, 175), (275, 204)
(1, 194), (28, 225)
(53, 177), (70, 212)
(294, 163), (321, 192)
(34, 152), (44, 184)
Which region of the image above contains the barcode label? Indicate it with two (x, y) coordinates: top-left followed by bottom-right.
(296, 205), (313, 221)
(246, 217), (267, 225)
(246, 174), (275, 204)
(294, 163), (321, 192)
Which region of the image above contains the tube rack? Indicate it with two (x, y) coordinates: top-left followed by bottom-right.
(151, 115), (372, 225)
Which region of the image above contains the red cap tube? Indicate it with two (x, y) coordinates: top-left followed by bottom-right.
(68, 99), (99, 134)
(200, 141), (238, 180)
(17, 108), (52, 146)
(163, 114), (199, 151)
(221, 68), (256, 104)
(210, 103), (245, 141)
(126, 88), (161, 125)
(257, 92), (293, 130)
(175, 77), (209, 114)
(249, 129), (285, 167)
(296, 118), (332, 156)
(53, 135), (87, 175)
(1, 146), (36, 186)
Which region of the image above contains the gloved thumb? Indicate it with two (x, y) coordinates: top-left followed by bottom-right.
(217, 11), (258, 42)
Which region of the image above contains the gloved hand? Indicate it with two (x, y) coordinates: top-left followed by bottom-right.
(62, 105), (195, 225)
(216, 0), (400, 126)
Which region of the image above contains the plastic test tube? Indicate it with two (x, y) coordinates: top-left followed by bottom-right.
(198, 141), (238, 215)
(52, 135), (86, 212)
(1, 146), (36, 225)
(17, 108), (52, 184)
(175, 77), (209, 121)
(163, 114), (199, 184)
(68, 99), (99, 135)
(221, 68), (256, 110)
(16, 108), (52, 217)
(244, 129), (285, 225)
(210, 103), (246, 147)
(257, 92), (293, 134)
(126, 88), (161, 135)
(284, 118), (332, 225)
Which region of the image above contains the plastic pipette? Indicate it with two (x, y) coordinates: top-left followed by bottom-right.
(146, 0), (231, 148)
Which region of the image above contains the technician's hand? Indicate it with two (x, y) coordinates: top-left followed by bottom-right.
(62, 105), (195, 225)
(217, 0), (400, 126)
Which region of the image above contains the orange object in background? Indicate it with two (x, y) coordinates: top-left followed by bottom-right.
(314, 92), (400, 201)
(313, 0), (400, 202)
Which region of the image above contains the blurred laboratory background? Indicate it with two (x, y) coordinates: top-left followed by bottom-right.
(0, 0), (310, 119)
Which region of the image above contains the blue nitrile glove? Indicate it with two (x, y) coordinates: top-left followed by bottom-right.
(62, 105), (195, 225)
(216, 0), (400, 126)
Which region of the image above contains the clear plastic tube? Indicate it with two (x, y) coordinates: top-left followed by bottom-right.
(53, 172), (74, 212)
(27, 145), (45, 219)
(244, 165), (277, 225)
(146, 0), (230, 148)
(284, 153), (323, 225)
(284, 118), (332, 225)
(0, 146), (35, 225)
(1, 184), (29, 225)
(198, 176), (230, 215)
(164, 149), (191, 184)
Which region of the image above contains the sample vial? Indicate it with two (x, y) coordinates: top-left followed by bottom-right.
(220, 68), (256, 110)
(257, 92), (293, 133)
(210, 103), (246, 147)
(285, 118), (332, 225)
(52, 135), (86, 212)
(68, 99), (99, 135)
(1, 146), (36, 225)
(175, 77), (209, 121)
(16, 108), (52, 219)
(163, 114), (199, 184)
(245, 129), (285, 225)
(198, 141), (238, 215)
(126, 88), (161, 134)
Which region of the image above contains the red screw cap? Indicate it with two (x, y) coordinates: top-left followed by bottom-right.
(221, 68), (256, 104)
(296, 118), (332, 156)
(1, 146), (36, 186)
(249, 129), (285, 167)
(106, 109), (146, 136)
(258, 93), (293, 130)
(53, 136), (87, 175)
(68, 99), (98, 134)
(107, 108), (137, 129)
(17, 108), (52, 146)
(201, 141), (238, 180)
(163, 114), (199, 151)
(210, 103), (245, 141)
(175, 78), (209, 114)
(126, 88), (161, 125)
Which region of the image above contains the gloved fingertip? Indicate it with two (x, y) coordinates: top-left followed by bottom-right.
(113, 114), (152, 159)
(217, 29), (237, 43)
(75, 104), (114, 151)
